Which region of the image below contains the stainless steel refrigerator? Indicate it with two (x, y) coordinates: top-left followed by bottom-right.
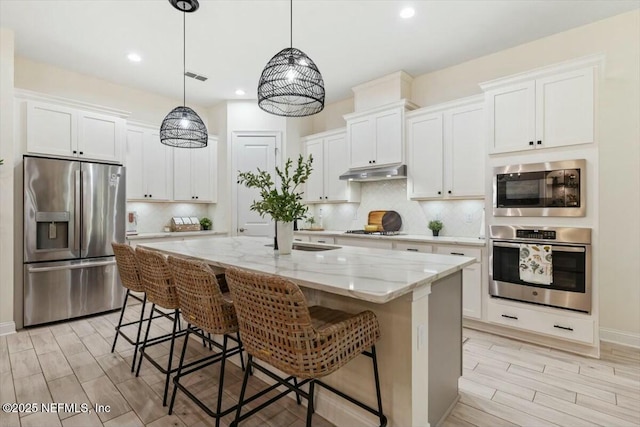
(23, 156), (126, 326)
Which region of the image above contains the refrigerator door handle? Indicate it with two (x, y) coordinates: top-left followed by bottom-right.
(74, 169), (81, 252)
(27, 259), (116, 273)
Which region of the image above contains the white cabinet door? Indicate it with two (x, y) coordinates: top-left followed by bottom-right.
(78, 111), (124, 162)
(304, 138), (325, 203)
(462, 262), (482, 319)
(348, 117), (374, 169)
(125, 128), (145, 199)
(27, 101), (76, 157)
(192, 139), (217, 202)
(374, 108), (403, 167)
(407, 112), (443, 199)
(446, 103), (485, 197)
(536, 68), (594, 149)
(486, 81), (535, 154)
(324, 132), (351, 201)
(143, 131), (171, 201)
(173, 146), (192, 201)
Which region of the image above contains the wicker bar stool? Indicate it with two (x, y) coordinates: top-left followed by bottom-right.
(166, 256), (244, 427)
(110, 243), (170, 372)
(134, 246), (184, 406)
(226, 267), (387, 427)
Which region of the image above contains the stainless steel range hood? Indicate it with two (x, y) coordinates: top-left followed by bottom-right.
(339, 164), (407, 182)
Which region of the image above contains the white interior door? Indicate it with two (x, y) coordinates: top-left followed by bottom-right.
(234, 134), (277, 237)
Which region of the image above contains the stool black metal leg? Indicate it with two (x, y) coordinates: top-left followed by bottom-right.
(231, 355), (253, 427)
(371, 345), (385, 426)
(214, 335), (228, 427)
(208, 333), (213, 351)
(162, 309), (180, 406)
(111, 289), (130, 353)
(237, 332), (246, 372)
(306, 380), (315, 427)
(293, 378), (302, 405)
(136, 303), (155, 377)
(169, 324), (191, 415)
(130, 295), (148, 372)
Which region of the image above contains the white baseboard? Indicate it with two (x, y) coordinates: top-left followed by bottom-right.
(600, 327), (640, 349)
(0, 321), (16, 336)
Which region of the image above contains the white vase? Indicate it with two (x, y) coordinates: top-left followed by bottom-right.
(276, 221), (294, 255)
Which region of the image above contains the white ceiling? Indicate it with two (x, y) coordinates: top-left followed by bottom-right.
(1, 0), (638, 108)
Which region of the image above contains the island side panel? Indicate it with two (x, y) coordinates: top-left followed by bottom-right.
(304, 289), (414, 427)
(428, 271), (463, 426)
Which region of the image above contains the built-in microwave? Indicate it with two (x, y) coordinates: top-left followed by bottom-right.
(493, 159), (585, 217)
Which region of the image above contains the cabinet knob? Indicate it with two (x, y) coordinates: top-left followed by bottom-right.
(537, 140), (542, 145)
(195, 196), (198, 199)
(368, 160), (372, 164)
(144, 194), (147, 198)
(192, 196), (195, 199)
(529, 141), (534, 146)
(437, 191), (441, 195)
(324, 196), (328, 199)
(372, 160), (376, 164)
(319, 196), (323, 200)
(73, 150), (77, 154)
(448, 190), (452, 194)
(79, 151), (83, 155)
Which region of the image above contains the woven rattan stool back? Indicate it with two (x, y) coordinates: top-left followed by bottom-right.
(135, 247), (179, 309)
(168, 256), (238, 335)
(112, 242), (145, 293)
(225, 267), (320, 377)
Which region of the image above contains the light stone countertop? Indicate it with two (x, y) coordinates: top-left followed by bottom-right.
(295, 230), (486, 247)
(138, 236), (475, 304)
(126, 230), (227, 240)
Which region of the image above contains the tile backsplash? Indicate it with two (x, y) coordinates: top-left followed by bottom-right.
(126, 202), (216, 233)
(307, 180), (485, 238)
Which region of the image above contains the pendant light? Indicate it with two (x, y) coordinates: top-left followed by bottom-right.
(257, 0), (325, 117)
(160, 0), (208, 148)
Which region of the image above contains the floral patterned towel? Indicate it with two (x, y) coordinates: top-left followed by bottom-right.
(519, 244), (553, 285)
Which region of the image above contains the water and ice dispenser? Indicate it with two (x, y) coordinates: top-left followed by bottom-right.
(35, 211), (70, 250)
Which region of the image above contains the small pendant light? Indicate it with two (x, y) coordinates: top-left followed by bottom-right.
(257, 0), (325, 117)
(160, 0), (208, 148)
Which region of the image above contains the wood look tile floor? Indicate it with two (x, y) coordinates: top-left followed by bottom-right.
(1, 302), (638, 427)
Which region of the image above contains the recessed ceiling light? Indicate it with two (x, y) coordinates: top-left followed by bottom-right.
(235, 89), (246, 96)
(127, 53), (142, 62)
(399, 7), (415, 19)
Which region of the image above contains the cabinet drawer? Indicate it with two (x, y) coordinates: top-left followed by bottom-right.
(487, 299), (594, 344)
(293, 235), (310, 243)
(335, 238), (393, 250)
(393, 242), (433, 253)
(309, 236), (335, 244)
(435, 245), (482, 262)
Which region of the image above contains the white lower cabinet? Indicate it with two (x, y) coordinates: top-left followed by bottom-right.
(334, 237), (393, 250)
(309, 236), (335, 244)
(487, 299), (594, 344)
(435, 245), (482, 319)
(393, 242), (433, 253)
(293, 235), (310, 243)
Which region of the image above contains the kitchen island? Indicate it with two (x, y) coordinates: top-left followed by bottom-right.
(139, 236), (475, 427)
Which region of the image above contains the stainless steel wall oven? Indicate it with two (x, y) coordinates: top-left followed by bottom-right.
(489, 225), (592, 313)
(493, 159), (585, 217)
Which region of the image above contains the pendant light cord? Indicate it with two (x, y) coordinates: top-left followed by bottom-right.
(183, 10), (186, 107)
(290, 0), (293, 48)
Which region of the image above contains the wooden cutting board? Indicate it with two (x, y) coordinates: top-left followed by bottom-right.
(367, 210), (402, 231)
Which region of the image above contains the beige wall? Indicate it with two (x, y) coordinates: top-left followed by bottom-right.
(315, 10), (640, 337)
(0, 29), (15, 330)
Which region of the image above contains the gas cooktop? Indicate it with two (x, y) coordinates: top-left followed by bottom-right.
(344, 230), (404, 236)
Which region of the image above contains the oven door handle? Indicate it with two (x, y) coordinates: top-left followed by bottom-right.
(492, 241), (585, 253)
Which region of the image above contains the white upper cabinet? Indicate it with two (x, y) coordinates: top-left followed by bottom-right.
(173, 137), (218, 203)
(27, 99), (126, 163)
(126, 124), (172, 201)
(482, 56), (601, 154)
(302, 130), (360, 204)
(406, 96), (485, 200)
(344, 100), (416, 170)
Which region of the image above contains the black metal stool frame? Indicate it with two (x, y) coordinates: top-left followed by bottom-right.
(230, 346), (387, 427)
(168, 324), (245, 427)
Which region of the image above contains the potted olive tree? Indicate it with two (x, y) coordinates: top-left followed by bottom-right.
(428, 220), (443, 237)
(237, 155), (313, 254)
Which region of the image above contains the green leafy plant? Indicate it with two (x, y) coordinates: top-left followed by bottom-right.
(428, 220), (443, 232)
(199, 217), (212, 230)
(0, 159), (4, 165)
(306, 215), (316, 228)
(237, 155), (313, 223)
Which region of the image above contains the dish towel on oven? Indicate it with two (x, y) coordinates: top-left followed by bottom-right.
(519, 244), (553, 285)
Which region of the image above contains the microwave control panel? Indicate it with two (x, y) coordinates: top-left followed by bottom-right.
(515, 230), (557, 240)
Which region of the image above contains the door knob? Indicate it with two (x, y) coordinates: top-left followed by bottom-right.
(239, 228), (245, 232)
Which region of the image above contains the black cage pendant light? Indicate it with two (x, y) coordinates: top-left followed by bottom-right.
(257, 0), (325, 117)
(160, 0), (208, 148)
